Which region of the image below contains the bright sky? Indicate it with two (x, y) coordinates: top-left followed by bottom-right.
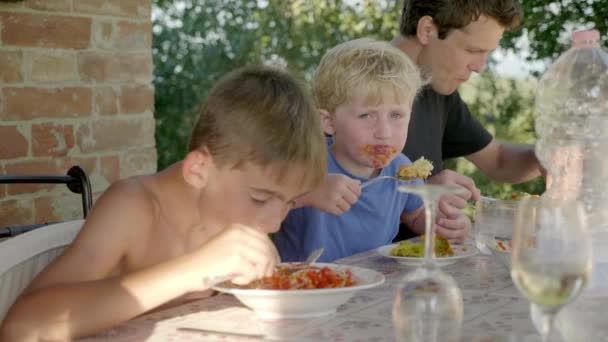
(493, 48), (547, 79)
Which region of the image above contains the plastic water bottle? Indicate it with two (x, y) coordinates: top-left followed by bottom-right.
(534, 29), (608, 341)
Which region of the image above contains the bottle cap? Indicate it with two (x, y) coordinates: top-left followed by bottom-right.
(573, 29), (600, 48)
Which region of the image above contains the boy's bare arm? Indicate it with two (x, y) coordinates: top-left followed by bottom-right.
(1, 178), (279, 341)
(0, 181), (204, 340)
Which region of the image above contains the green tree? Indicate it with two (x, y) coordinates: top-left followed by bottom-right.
(501, 0), (608, 63)
(152, 0), (400, 169)
(448, 72), (545, 197)
(152, 0), (601, 199)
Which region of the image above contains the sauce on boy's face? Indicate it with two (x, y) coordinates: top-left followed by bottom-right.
(419, 15), (504, 95)
(329, 97), (411, 178)
(205, 161), (311, 234)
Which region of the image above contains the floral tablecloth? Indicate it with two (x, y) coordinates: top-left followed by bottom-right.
(80, 248), (574, 341)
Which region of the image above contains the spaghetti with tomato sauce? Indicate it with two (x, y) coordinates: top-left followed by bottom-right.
(240, 265), (356, 290)
(360, 145), (398, 168)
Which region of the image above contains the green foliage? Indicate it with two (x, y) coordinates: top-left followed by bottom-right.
(152, 0), (598, 199)
(447, 72), (545, 197)
(501, 0), (608, 64)
(152, 0), (401, 170)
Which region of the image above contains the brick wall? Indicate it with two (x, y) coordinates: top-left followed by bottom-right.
(0, 0), (157, 227)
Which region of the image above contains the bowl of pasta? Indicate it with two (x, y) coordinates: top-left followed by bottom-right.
(212, 263), (385, 319)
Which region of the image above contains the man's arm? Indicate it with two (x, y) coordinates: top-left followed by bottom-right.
(466, 139), (542, 184)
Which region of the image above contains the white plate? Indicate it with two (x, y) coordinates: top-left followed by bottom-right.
(212, 263), (385, 319)
(488, 239), (512, 269)
(377, 243), (477, 267)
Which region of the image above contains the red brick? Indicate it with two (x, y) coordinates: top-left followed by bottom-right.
(100, 155), (120, 184)
(32, 123), (75, 157)
(0, 125), (28, 159)
(0, 2), (23, 10)
(33, 196), (61, 223)
(57, 157), (97, 182)
(115, 21), (151, 50)
(120, 146), (157, 178)
(35, 194), (84, 223)
(94, 87), (119, 115)
(0, 50), (24, 83)
(0, 199), (34, 227)
(28, 51), (78, 83)
(25, 0), (71, 12)
(0, 185), (6, 198)
(120, 84), (154, 114)
(4, 157), (97, 197)
(78, 52), (152, 83)
(74, 0), (150, 19)
(91, 19), (114, 49)
(4, 160), (62, 195)
(2, 87), (92, 120)
(0, 13), (91, 50)
(76, 116), (155, 153)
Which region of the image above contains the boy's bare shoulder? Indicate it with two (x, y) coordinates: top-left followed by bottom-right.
(25, 175), (164, 290)
(70, 174), (163, 252)
(92, 175), (161, 230)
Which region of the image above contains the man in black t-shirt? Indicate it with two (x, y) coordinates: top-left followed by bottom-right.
(392, 0), (543, 241)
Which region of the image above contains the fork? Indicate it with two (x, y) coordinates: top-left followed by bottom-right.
(361, 176), (407, 189)
(202, 247), (325, 286)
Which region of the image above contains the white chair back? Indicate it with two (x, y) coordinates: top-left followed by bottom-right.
(0, 220), (83, 321)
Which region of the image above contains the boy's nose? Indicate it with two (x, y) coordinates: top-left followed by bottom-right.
(257, 202), (289, 233)
(374, 117), (391, 139)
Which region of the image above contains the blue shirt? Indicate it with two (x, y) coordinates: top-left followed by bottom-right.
(274, 145), (423, 262)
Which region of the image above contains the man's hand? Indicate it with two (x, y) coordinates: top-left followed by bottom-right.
(427, 169), (480, 202)
(295, 174), (361, 215)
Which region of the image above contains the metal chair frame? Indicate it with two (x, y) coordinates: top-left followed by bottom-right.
(0, 165), (92, 238)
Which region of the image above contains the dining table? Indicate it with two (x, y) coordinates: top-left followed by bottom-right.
(77, 242), (576, 342)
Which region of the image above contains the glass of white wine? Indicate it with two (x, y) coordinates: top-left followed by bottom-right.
(510, 197), (592, 342)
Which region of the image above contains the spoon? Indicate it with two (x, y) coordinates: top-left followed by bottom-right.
(302, 247), (324, 265)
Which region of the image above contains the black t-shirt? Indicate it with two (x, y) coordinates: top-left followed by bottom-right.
(403, 86), (493, 175)
(395, 86), (493, 241)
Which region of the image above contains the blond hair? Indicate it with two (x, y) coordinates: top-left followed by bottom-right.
(189, 65), (326, 188)
(313, 38), (424, 114)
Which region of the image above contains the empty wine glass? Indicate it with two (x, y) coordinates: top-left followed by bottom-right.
(396, 183), (465, 263)
(393, 266), (463, 342)
(393, 184), (466, 342)
(511, 197), (592, 342)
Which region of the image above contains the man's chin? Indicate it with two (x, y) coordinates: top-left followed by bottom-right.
(430, 82), (458, 95)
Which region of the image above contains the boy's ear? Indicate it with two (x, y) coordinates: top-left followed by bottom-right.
(416, 15), (437, 45)
(182, 148), (214, 189)
(319, 109), (335, 135)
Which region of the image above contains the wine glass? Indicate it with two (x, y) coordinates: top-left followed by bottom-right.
(395, 183), (466, 263)
(511, 197), (592, 342)
(392, 265), (463, 342)
(392, 184), (466, 342)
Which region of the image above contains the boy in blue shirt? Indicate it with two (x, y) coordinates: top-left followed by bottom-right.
(275, 38), (469, 262)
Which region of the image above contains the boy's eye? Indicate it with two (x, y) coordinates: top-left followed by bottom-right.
(358, 113), (371, 118)
(251, 196), (270, 205)
(391, 112), (403, 119)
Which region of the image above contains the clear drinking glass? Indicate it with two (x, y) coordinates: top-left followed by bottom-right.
(511, 197), (592, 342)
(393, 184), (465, 342)
(395, 184), (465, 264)
(474, 196), (518, 254)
